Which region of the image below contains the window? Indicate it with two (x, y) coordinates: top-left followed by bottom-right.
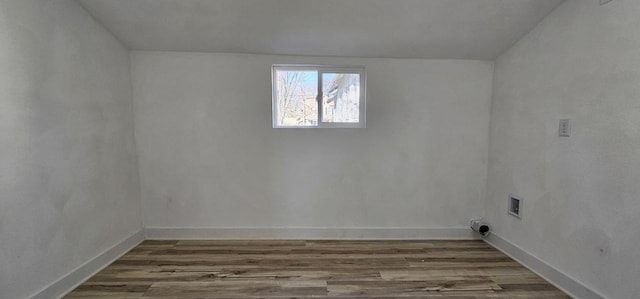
(272, 65), (366, 128)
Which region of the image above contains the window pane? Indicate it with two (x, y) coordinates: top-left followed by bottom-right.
(275, 70), (318, 126)
(322, 73), (360, 123)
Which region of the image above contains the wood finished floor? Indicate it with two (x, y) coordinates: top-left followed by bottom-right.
(65, 240), (570, 299)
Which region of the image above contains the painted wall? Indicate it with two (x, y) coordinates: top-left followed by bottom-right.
(486, 0), (640, 298)
(0, 1), (141, 298)
(131, 52), (493, 234)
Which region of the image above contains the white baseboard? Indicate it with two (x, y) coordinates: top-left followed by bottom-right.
(484, 233), (607, 299)
(30, 230), (144, 299)
(144, 226), (478, 240)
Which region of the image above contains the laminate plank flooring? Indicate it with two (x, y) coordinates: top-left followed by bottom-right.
(65, 240), (570, 298)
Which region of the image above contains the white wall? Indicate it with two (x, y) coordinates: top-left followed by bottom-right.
(486, 0), (640, 298)
(131, 52), (493, 235)
(0, 1), (141, 298)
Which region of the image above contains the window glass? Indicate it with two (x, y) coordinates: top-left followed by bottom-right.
(272, 65), (365, 128)
(274, 70), (318, 127)
(322, 73), (360, 123)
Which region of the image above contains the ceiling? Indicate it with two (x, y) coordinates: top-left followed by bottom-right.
(77, 0), (565, 60)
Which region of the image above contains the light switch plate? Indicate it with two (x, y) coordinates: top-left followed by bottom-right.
(559, 119), (571, 137)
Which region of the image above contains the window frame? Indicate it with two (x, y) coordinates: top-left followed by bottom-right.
(271, 64), (366, 128)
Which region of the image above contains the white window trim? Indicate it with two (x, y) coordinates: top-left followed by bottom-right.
(272, 64), (366, 128)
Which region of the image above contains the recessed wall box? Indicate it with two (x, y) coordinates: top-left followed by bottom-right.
(509, 194), (523, 219)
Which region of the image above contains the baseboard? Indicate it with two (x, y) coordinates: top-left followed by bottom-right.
(144, 226), (478, 240)
(484, 233), (607, 299)
(30, 230), (145, 299)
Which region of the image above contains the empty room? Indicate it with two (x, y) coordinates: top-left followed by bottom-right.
(2, 0), (639, 298)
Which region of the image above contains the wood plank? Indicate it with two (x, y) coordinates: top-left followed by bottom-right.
(64, 240), (570, 298)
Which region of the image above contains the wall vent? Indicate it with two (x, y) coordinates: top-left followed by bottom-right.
(508, 194), (523, 219)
